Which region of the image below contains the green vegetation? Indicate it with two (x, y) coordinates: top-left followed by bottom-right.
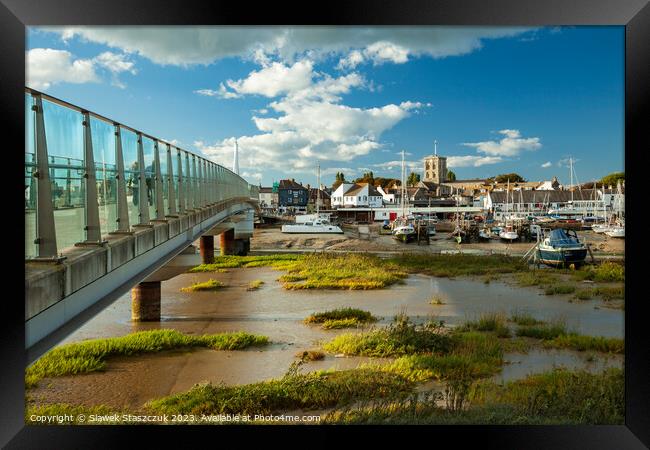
(573, 262), (624, 283)
(516, 320), (570, 340)
(515, 271), (558, 287)
(544, 335), (624, 354)
(600, 172), (624, 188)
(544, 284), (576, 295)
(26, 330), (269, 388)
(387, 253), (527, 278)
(489, 173), (526, 183)
(509, 310), (544, 326)
(515, 321), (623, 354)
(407, 171), (420, 187)
(189, 254), (301, 272)
(323, 315), (451, 357)
(296, 350), (326, 361)
(459, 312), (510, 338)
(322, 318), (362, 329)
(304, 308), (377, 325)
(278, 254), (408, 290)
(180, 279), (225, 292)
(147, 368), (412, 415)
(246, 280), (265, 291)
(383, 332), (504, 382)
(325, 368), (623, 425)
(447, 170), (457, 182)
(573, 286), (624, 301)
(429, 295), (446, 305)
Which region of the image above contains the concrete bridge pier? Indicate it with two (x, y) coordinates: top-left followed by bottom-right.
(131, 281), (161, 321)
(199, 235), (215, 263)
(220, 228), (236, 255)
(233, 238), (250, 256)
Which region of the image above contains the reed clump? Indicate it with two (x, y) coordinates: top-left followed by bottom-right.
(146, 368), (412, 415)
(323, 314), (451, 357)
(180, 279), (225, 292)
(305, 308), (377, 325)
(459, 312), (511, 338)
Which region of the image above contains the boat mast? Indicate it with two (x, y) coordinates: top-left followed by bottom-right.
(316, 165), (321, 215)
(400, 149), (406, 219)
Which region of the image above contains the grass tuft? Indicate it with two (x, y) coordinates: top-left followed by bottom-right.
(26, 330), (268, 388)
(323, 314), (451, 358)
(246, 280), (265, 291)
(305, 308), (377, 325)
(180, 279), (225, 292)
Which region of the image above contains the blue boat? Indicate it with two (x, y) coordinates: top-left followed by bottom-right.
(537, 229), (588, 267)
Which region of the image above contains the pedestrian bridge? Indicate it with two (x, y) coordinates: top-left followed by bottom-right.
(24, 88), (259, 362)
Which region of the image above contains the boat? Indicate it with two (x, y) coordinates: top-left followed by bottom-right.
(537, 228), (588, 267)
(281, 218), (343, 234)
(393, 223), (417, 242)
(478, 228), (492, 241)
(281, 166), (343, 234)
(592, 223), (611, 233)
(605, 225), (624, 238)
(499, 224), (519, 241)
(391, 150), (417, 243)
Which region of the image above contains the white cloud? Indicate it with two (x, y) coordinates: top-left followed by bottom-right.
(46, 26), (533, 67)
(447, 155), (503, 168)
(220, 60), (314, 98)
(26, 48), (98, 89)
(462, 129), (541, 157)
(372, 159), (422, 171)
(26, 48), (137, 90)
(541, 161), (552, 168)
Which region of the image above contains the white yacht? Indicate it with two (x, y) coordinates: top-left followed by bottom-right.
(281, 166), (343, 234)
(282, 218), (343, 234)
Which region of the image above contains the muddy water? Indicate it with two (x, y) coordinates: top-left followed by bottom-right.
(40, 259), (622, 410)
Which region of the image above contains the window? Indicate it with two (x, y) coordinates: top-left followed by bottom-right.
(288, 189), (292, 194)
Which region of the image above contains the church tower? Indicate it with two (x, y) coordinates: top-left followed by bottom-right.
(423, 140), (447, 184)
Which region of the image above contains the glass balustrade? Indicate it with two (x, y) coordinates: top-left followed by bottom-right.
(25, 88), (257, 259)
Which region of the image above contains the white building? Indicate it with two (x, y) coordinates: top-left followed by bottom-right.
(377, 185), (396, 204)
(331, 183), (383, 208)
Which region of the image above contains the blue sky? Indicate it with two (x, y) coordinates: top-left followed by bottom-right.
(26, 26), (624, 187)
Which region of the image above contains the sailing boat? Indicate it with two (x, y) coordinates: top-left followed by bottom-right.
(392, 149), (416, 242)
(282, 166), (343, 234)
(604, 180), (624, 238)
(499, 180), (519, 241)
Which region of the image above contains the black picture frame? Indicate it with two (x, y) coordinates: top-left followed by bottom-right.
(1, 0), (647, 447)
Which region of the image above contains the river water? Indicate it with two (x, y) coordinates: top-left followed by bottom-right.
(37, 258), (622, 410)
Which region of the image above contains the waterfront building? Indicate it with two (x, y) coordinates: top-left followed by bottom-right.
(278, 179), (308, 213)
(258, 186), (278, 209)
(331, 182), (383, 208)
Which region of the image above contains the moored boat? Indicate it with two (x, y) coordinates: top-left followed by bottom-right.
(537, 228), (588, 267)
(499, 225), (519, 241)
(604, 225), (624, 238)
(393, 223), (417, 242)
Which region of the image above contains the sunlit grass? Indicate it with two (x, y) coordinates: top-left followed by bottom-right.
(26, 330), (269, 388)
(180, 279), (225, 292)
(246, 280), (265, 291)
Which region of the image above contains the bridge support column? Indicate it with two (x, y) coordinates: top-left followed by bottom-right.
(220, 229), (235, 255)
(233, 238), (250, 256)
(199, 235), (215, 263)
(131, 281), (161, 321)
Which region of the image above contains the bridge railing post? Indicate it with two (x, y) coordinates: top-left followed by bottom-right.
(153, 140), (165, 220)
(136, 133), (149, 224)
(177, 149), (185, 214)
(81, 111), (102, 243)
(186, 152), (193, 210)
(198, 157), (204, 207)
(192, 155), (199, 208)
(31, 94), (59, 259)
(114, 124), (130, 231)
(167, 144), (177, 215)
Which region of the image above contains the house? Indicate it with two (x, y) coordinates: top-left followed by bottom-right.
(536, 176), (561, 191)
(258, 186), (278, 209)
(278, 179), (308, 213)
(308, 186), (332, 210)
(377, 185), (396, 204)
(331, 182), (383, 208)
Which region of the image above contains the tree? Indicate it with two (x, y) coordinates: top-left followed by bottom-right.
(332, 172), (347, 190)
(600, 172), (624, 187)
(447, 170), (457, 181)
(407, 171), (420, 186)
(491, 173), (526, 183)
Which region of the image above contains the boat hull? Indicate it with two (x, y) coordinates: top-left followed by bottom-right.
(281, 225), (343, 234)
(394, 232), (416, 243)
(537, 247), (587, 267)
